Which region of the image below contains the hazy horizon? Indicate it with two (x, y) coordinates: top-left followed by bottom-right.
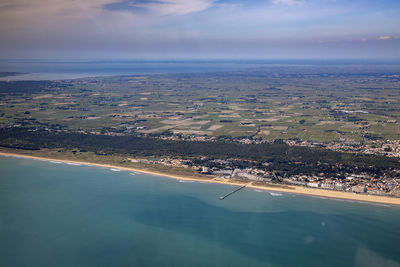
(1, 0), (399, 60)
(2, 58), (400, 63)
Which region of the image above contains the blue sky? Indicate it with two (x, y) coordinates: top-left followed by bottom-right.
(0, 0), (399, 59)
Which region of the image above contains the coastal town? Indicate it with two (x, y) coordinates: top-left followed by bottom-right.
(128, 149), (400, 198)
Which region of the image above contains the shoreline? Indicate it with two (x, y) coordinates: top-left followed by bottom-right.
(1, 151), (400, 206)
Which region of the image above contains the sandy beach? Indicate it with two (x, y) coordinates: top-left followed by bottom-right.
(1, 151), (400, 206)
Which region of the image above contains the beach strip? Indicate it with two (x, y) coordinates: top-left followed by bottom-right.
(1, 152), (399, 206)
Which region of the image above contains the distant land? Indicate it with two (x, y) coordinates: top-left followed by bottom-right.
(0, 72), (23, 78)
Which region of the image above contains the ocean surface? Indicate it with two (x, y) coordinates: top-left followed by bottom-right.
(1, 156), (400, 267)
(0, 60), (273, 81)
(2, 59), (399, 81)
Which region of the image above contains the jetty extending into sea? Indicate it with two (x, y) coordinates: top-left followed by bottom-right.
(219, 184), (247, 200)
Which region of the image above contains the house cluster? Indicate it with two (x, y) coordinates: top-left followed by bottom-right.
(212, 168), (272, 182)
(283, 174), (400, 197)
(210, 168), (400, 197)
(128, 156), (400, 198)
(286, 139), (400, 158)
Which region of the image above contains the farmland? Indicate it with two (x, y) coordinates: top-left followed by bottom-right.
(1, 65), (400, 145)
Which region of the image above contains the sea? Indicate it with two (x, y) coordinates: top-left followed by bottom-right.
(0, 60), (274, 81)
(1, 156), (400, 267)
(1, 59), (400, 81)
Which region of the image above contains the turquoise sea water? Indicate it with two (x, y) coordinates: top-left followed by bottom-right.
(1, 156), (400, 267)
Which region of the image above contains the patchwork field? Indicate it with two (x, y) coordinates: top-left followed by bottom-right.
(1, 64), (400, 145)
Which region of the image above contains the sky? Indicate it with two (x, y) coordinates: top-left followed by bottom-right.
(0, 0), (399, 60)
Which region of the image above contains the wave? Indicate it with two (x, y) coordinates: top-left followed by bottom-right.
(269, 192), (282, 196)
(67, 162), (81, 166)
(332, 198), (354, 203)
(311, 196), (327, 200)
(110, 168), (121, 172)
(357, 201), (391, 208)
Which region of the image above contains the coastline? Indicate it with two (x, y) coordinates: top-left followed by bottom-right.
(1, 151), (400, 206)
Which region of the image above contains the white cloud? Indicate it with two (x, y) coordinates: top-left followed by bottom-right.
(272, 0), (306, 6)
(272, 0), (338, 6)
(0, 0), (216, 30)
(133, 0), (216, 16)
(378, 35), (392, 40)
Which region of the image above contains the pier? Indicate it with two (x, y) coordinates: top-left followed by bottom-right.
(219, 184), (247, 200)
